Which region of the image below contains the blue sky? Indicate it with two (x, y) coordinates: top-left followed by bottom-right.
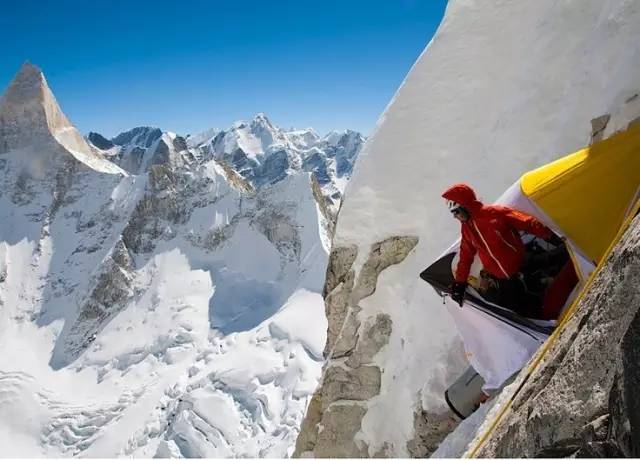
(0, 0), (447, 137)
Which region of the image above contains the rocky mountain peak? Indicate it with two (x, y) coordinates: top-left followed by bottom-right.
(1, 62), (47, 107)
(0, 63), (123, 174)
(90, 129), (194, 175)
(189, 115), (364, 213)
(0, 62), (70, 152)
(112, 126), (163, 148)
(250, 112), (277, 132)
(87, 132), (114, 150)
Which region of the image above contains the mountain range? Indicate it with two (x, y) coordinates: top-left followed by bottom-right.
(86, 114), (364, 215)
(0, 62), (361, 457)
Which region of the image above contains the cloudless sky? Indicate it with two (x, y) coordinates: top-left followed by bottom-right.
(0, 0), (447, 137)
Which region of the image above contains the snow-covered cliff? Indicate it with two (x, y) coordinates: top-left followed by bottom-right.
(0, 63), (334, 456)
(296, 0), (640, 456)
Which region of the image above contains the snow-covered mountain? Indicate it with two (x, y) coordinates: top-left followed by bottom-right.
(87, 115), (364, 216)
(296, 0), (640, 457)
(0, 63), (333, 456)
(87, 127), (197, 177)
(187, 114), (364, 213)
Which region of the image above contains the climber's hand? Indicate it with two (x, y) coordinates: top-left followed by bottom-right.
(450, 282), (467, 307)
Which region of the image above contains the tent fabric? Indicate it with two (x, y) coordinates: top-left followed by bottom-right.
(496, 182), (595, 281)
(521, 122), (640, 264)
(446, 301), (545, 389)
(419, 252), (456, 297)
(423, 126), (639, 389)
(420, 252), (555, 335)
(421, 242), (556, 389)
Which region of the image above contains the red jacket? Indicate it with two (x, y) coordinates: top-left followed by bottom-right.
(442, 184), (553, 282)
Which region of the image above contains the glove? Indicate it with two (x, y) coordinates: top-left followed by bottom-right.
(545, 233), (564, 247)
(450, 282), (467, 307)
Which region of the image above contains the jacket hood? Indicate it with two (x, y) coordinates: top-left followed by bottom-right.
(442, 183), (483, 213)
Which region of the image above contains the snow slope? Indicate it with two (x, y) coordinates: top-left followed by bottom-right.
(0, 63), (332, 457)
(298, 0), (640, 456)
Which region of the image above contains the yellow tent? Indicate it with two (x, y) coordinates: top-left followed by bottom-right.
(421, 122), (640, 391)
(522, 121), (640, 266)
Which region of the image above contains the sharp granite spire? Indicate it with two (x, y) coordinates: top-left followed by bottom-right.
(0, 62), (124, 174)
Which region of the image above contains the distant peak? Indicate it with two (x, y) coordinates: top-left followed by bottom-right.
(251, 113), (274, 128)
(87, 132), (114, 150)
(112, 126), (163, 147)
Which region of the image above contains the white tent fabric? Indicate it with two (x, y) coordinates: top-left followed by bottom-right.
(441, 180), (595, 389)
(446, 302), (546, 390)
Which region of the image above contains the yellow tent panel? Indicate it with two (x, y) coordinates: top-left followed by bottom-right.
(521, 122), (640, 264)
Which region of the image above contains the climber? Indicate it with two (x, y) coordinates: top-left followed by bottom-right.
(442, 183), (564, 313)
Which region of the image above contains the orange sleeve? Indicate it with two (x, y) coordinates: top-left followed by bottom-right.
(456, 229), (476, 283)
(496, 207), (553, 238)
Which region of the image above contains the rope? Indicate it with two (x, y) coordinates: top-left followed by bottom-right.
(465, 199), (640, 458)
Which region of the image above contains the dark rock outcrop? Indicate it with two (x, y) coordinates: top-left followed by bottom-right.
(87, 132), (114, 150)
(112, 126), (162, 148)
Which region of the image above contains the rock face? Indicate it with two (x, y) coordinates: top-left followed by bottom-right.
(472, 212), (640, 458)
(293, 236), (431, 457)
(0, 63), (123, 175)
